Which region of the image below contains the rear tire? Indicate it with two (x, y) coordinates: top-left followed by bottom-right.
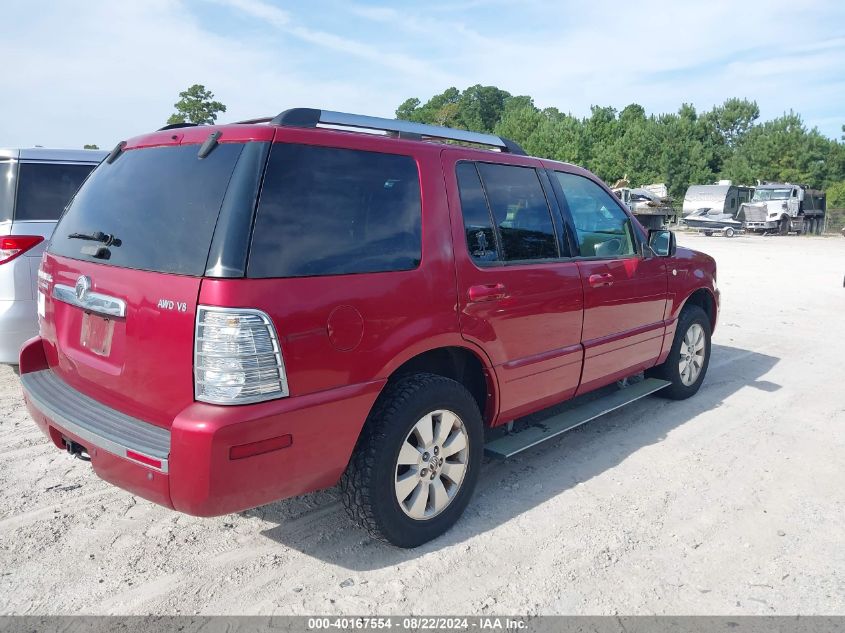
(724, 227), (735, 238)
(649, 305), (711, 400)
(340, 373), (483, 548)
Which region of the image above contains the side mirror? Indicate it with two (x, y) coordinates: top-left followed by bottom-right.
(647, 229), (676, 257)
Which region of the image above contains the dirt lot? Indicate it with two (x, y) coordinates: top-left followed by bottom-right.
(1, 233), (843, 615)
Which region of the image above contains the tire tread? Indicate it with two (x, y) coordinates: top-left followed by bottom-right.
(340, 373), (476, 545)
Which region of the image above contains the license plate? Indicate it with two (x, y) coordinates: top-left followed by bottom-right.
(80, 313), (115, 357)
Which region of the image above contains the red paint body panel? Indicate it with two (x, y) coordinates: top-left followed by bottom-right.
(167, 380), (383, 515)
(37, 254), (199, 428)
(441, 150), (585, 424)
(20, 121), (720, 518)
(125, 124), (275, 150)
(576, 256), (668, 394)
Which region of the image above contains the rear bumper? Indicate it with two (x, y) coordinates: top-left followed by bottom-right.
(0, 299), (38, 364)
(20, 337), (384, 516)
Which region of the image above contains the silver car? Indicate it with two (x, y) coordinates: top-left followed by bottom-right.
(1, 148), (107, 363)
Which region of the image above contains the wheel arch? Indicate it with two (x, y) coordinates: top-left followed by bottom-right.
(679, 287), (718, 332)
(378, 342), (499, 426)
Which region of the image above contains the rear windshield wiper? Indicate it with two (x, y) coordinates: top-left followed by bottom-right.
(67, 231), (121, 247)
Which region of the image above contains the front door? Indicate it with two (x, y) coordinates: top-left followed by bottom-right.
(550, 169), (668, 394)
(442, 151), (584, 423)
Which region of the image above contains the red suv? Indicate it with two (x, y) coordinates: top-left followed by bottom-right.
(20, 109), (718, 547)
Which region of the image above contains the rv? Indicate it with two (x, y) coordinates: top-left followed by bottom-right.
(683, 182), (754, 217)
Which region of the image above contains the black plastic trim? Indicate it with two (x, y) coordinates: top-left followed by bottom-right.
(21, 369), (170, 471)
(158, 122), (200, 131)
(198, 131), (222, 159)
(500, 138), (527, 156)
(105, 141), (126, 165)
(270, 108), (321, 127)
(204, 142), (271, 278)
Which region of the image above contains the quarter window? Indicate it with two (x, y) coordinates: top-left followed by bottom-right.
(249, 144), (422, 278)
(554, 172), (636, 258)
(16, 163), (96, 221)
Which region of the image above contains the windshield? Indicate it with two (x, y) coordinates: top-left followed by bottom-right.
(753, 188), (791, 201)
(49, 143), (244, 275)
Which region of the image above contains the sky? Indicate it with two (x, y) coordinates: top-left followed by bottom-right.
(1, 0), (843, 149)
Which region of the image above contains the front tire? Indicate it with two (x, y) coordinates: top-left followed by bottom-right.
(649, 305), (711, 400)
(724, 227), (735, 238)
(340, 373), (483, 548)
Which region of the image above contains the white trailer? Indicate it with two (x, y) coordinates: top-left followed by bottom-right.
(683, 182), (754, 218)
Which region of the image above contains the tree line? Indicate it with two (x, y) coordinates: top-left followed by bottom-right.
(89, 83), (845, 212)
(396, 86), (845, 207)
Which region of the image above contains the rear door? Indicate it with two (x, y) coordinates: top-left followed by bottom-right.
(442, 150), (584, 423)
(549, 169), (668, 394)
(40, 141), (254, 427)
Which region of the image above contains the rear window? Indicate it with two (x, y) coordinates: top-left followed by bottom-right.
(248, 143), (421, 278)
(49, 144), (244, 275)
(15, 162), (96, 221)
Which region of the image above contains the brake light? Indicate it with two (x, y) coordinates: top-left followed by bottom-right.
(194, 306), (289, 405)
(0, 235), (44, 265)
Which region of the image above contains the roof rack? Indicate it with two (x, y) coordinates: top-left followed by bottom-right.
(268, 108), (526, 155)
(158, 122), (199, 131)
(234, 117), (273, 125)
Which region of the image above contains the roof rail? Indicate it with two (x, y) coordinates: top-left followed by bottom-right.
(269, 108), (526, 155)
(158, 122), (200, 131)
(234, 117), (274, 125)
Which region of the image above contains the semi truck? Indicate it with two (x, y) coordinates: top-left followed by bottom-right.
(739, 183), (826, 234)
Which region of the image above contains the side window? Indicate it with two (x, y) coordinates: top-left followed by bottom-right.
(475, 163), (559, 261)
(249, 144), (422, 278)
(15, 163), (96, 221)
(456, 162), (499, 263)
(554, 172), (636, 258)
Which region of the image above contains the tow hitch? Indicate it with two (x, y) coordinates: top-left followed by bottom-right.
(63, 438), (91, 462)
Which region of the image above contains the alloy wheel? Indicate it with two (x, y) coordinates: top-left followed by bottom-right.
(394, 409), (469, 520)
(678, 323), (706, 386)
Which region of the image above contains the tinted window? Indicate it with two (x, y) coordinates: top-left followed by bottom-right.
(248, 144), (421, 278)
(50, 144), (244, 275)
(476, 163), (558, 261)
(554, 172), (636, 258)
(456, 162), (499, 263)
(15, 162), (95, 221)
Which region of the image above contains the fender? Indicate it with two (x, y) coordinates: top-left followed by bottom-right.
(657, 285), (719, 366)
(375, 333), (501, 426)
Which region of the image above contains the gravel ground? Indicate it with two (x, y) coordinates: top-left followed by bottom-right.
(0, 233), (843, 615)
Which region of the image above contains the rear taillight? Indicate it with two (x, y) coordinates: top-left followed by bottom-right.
(194, 306), (289, 405)
(0, 235), (44, 265)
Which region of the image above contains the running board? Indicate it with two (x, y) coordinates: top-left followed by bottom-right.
(484, 378), (671, 459)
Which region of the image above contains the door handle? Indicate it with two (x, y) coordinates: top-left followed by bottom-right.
(588, 273), (614, 288)
(468, 283), (507, 302)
